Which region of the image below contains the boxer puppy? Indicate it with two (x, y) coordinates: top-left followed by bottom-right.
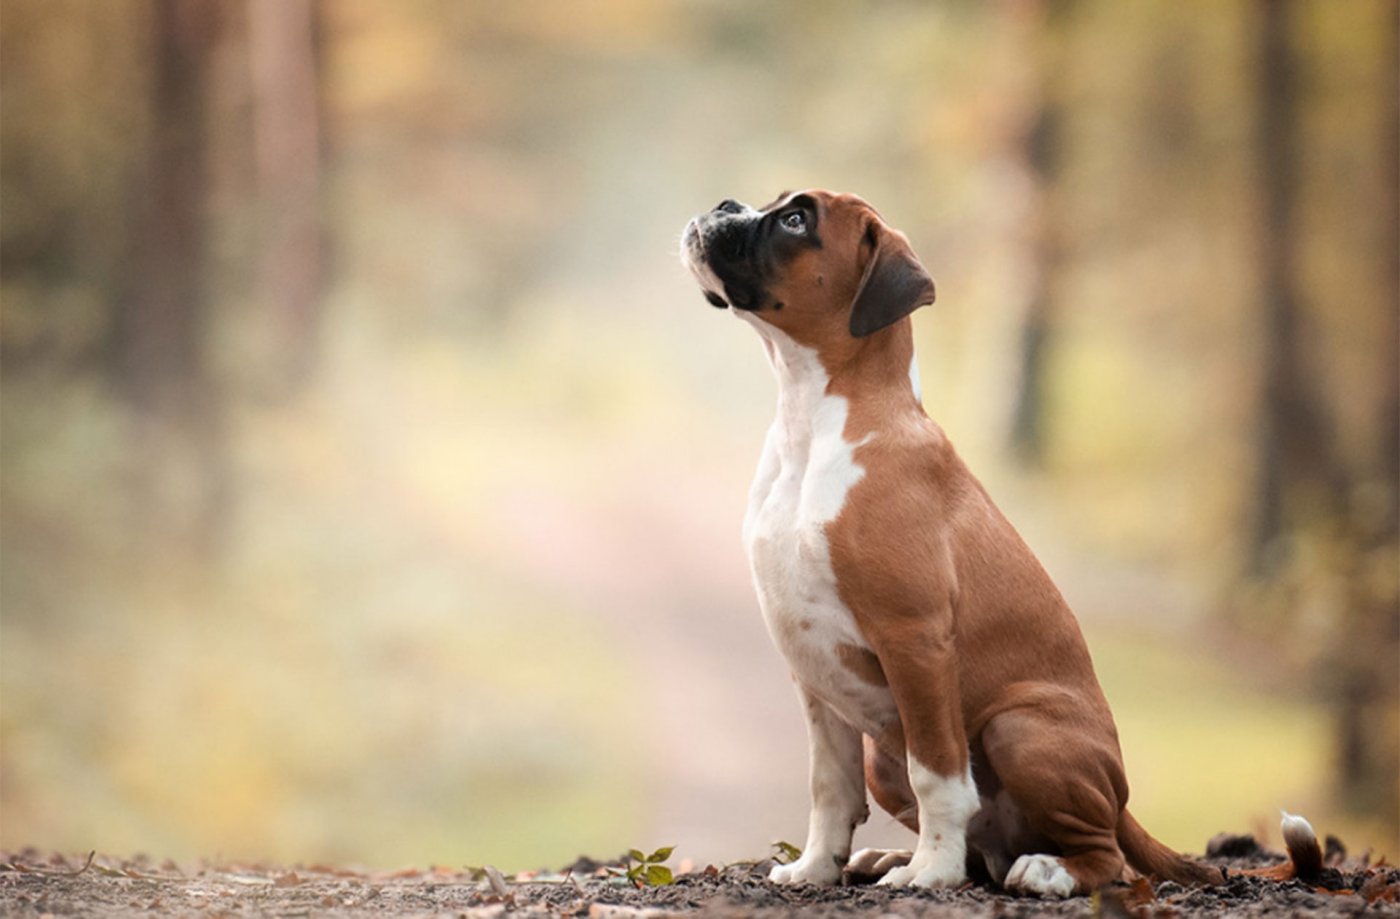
(679, 190), (1319, 897)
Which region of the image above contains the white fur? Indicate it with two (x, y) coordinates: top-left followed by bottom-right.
(847, 847), (912, 876)
(1004, 853), (1075, 898)
(768, 689), (865, 885)
(736, 318), (903, 886)
(739, 317), (898, 736)
(684, 250), (727, 303)
(876, 759), (979, 889)
(1280, 810), (1316, 853)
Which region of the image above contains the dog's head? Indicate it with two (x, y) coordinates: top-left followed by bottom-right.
(680, 190), (935, 347)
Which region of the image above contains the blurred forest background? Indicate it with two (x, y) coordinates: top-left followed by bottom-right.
(1, 0), (1396, 872)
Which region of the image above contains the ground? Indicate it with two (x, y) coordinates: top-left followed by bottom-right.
(4, 835), (1397, 919)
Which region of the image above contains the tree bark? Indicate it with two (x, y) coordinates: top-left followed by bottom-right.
(1249, 0), (1344, 574)
(1007, 0), (1068, 468)
(109, 0), (230, 560)
(112, 0), (216, 414)
(247, 0), (324, 394)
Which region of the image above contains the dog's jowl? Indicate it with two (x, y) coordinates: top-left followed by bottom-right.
(680, 190), (1318, 897)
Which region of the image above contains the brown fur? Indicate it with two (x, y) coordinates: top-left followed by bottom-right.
(745, 189), (1218, 893)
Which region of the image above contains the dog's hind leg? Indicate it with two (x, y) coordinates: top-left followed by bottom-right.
(980, 701), (1128, 897)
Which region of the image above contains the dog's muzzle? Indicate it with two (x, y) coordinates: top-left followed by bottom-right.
(681, 199), (760, 310)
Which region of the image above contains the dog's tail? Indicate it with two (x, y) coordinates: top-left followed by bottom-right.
(1237, 811), (1325, 881)
(1117, 809), (1323, 886)
(1117, 809), (1224, 886)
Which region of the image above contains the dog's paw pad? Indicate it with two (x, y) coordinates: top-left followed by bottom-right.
(1004, 853), (1076, 899)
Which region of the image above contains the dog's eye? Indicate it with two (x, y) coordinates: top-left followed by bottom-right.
(779, 210), (806, 234)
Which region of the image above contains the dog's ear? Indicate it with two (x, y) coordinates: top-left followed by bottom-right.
(848, 222), (936, 338)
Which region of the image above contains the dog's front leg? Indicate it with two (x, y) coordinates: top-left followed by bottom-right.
(769, 685), (867, 886)
(866, 602), (980, 889)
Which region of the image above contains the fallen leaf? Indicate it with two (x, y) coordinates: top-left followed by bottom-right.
(1361, 872), (1400, 903)
(483, 864), (511, 899)
(1124, 876), (1156, 908)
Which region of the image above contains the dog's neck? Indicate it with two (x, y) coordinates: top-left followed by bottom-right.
(827, 319), (922, 410)
(740, 313), (923, 442)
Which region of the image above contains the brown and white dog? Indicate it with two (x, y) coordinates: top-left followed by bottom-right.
(680, 190), (1320, 897)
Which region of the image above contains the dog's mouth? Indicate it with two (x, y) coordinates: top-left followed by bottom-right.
(681, 206), (763, 312)
(681, 221), (727, 308)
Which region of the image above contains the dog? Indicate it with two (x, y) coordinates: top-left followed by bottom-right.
(679, 190), (1320, 897)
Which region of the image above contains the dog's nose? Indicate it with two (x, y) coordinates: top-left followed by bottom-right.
(714, 199), (744, 215)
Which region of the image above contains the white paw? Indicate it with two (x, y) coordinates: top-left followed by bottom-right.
(1004, 853), (1076, 899)
(874, 847), (965, 889)
(846, 847), (912, 877)
(768, 852), (843, 886)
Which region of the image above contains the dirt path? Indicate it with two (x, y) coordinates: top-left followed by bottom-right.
(5, 841), (1396, 918)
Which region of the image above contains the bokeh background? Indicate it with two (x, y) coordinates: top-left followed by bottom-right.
(2, 0), (1396, 872)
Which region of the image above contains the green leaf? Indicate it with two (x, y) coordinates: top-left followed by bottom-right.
(647, 846), (675, 863)
(643, 864), (673, 887)
(628, 849), (647, 864)
(772, 841), (802, 865)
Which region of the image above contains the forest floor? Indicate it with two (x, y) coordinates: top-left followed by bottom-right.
(4, 834), (1398, 919)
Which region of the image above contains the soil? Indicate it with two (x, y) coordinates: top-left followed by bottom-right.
(4, 835), (1398, 919)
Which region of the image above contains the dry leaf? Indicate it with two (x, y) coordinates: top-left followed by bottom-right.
(1361, 872), (1400, 903)
(483, 864), (511, 899)
(1124, 876), (1156, 908)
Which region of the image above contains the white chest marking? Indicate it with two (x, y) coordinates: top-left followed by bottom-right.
(739, 316), (898, 735)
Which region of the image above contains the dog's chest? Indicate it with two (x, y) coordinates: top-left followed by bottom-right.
(740, 328), (898, 733)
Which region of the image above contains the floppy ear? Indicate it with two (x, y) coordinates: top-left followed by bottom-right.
(848, 223), (937, 338)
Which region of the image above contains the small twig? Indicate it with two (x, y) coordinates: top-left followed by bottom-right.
(1, 850), (96, 877)
(563, 866), (587, 894)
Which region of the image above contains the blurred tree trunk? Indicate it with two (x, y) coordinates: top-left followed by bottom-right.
(1006, 0), (1068, 467)
(1250, 0), (1399, 827)
(1249, 0), (1344, 574)
(247, 0), (325, 395)
(1334, 0), (1399, 824)
(113, 2), (214, 415)
(1376, 6), (1399, 509)
(109, 0), (230, 559)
